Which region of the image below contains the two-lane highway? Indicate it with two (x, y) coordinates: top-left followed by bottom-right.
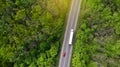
(58, 0), (82, 67)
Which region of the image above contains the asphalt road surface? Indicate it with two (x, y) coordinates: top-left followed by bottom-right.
(58, 0), (82, 67)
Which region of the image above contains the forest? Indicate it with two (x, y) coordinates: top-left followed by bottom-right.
(0, 0), (70, 67)
(72, 0), (120, 67)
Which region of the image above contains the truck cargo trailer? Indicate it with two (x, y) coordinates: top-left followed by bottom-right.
(69, 29), (74, 45)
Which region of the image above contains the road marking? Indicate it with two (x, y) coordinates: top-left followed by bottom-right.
(58, 0), (82, 67)
(67, 0), (82, 67)
(58, 0), (75, 67)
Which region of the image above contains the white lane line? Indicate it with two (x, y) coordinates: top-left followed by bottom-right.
(74, 0), (82, 30)
(58, 0), (75, 67)
(64, 0), (79, 67)
(62, 0), (76, 66)
(67, 0), (82, 67)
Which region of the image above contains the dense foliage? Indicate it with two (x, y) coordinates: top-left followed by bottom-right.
(0, 0), (70, 67)
(72, 0), (120, 67)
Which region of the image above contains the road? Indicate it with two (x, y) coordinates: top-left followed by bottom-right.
(58, 0), (82, 67)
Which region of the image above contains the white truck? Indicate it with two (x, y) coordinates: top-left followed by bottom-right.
(69, 29), (74, 45)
